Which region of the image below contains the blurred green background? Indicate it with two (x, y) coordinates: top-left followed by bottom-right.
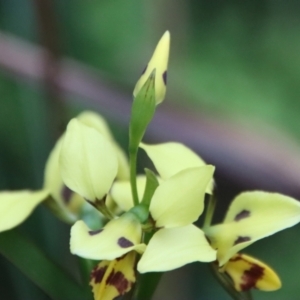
(1, 0), (300, 299)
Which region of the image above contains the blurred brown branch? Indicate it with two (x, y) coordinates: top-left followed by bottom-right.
(32, 0), (67, 140)
(1, 31), (300, 204)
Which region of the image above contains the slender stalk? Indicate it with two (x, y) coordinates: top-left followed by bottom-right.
(133, 272), (163, 300)
(131, 231), (163, 300)
(203, 194), (216, 228)
(129, 148), (139, 206)
(94, 200), (115, 220)
(100, 205), (115, 220)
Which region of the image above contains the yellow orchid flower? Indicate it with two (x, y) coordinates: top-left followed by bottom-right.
(204, 191), (300, 292)
(0, 111), (127, 232)
(64, 121), (217, 274)
(110, 142), (214, 213)
(133, 31), (170, 104)
(46, 111), (129, 220)
(109, 142), (217, 272)
(60, 119), (216, 299)
(44, 111), (129, 222)
(137, 164), (216, 272)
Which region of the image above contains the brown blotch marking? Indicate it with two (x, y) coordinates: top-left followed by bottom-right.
(240, 264), (264, 291)
(233, 236), (251, 245)
(229, 254), (243, 262)
(94, 195), (106, 205)
(91, 265), (107, 284)
(61, 185), (73, 204)
(118, 237), (134, 248)
(116, 254), (126, 262)
(234, 209), (251, 221)
(162, 70), (167, 85)
(88, 229), (104, 236)
(87, 195), (107, 210)
(106, 270), (131, 294)
(141, 64), (148, 75)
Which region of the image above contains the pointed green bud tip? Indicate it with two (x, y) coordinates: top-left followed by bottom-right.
(133, 30), (170, 104)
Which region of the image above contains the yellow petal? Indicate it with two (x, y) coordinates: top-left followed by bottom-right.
(44, 135), (64, 196)
(140, 142), (214, 193)
(90, 252), (136, 300)
(77, 111), (115, 142)
(137, 225), (216, 273)
(150, 166), (214, 228)
(44, 135), (85, 223)
(70, 214), (146, 260)
(0, 190), (49, 232)
(110, 176), (147, 212)
(133, 31), (170, 104)
(223, 253), (281, 291)
(60, 119), (118, 202)
(77, 111), (129, 180)
(205, 192), (300, 266)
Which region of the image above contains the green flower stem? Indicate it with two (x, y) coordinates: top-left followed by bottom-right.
(129, 148), (139, 206)
(203, 193), (216, 228)
(133, 271), (163, 300)
(141, 168), (159, 208)
(133, 231), (162, 300)
(0, 229), (88, 300)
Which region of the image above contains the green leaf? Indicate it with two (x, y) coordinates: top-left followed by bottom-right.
(0, 229), (89, 300)
(141, 168), (159, 208)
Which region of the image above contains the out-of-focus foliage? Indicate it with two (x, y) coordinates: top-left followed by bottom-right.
(1, 1), (300, 299)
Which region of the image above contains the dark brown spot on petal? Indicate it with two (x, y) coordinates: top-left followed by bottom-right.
(233, 236), (251, 245)
(88, 229), (104, 236)
(234, 210), (251, 221)
(240, 264), (264, 291)
(118, 237), (134, 248)
(61, 185), (73, 204)
(162, 71), (167, 85)
(141, 64), (148, 75)
(106, 270), (131, 294)
(91, 266), (107, 284)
